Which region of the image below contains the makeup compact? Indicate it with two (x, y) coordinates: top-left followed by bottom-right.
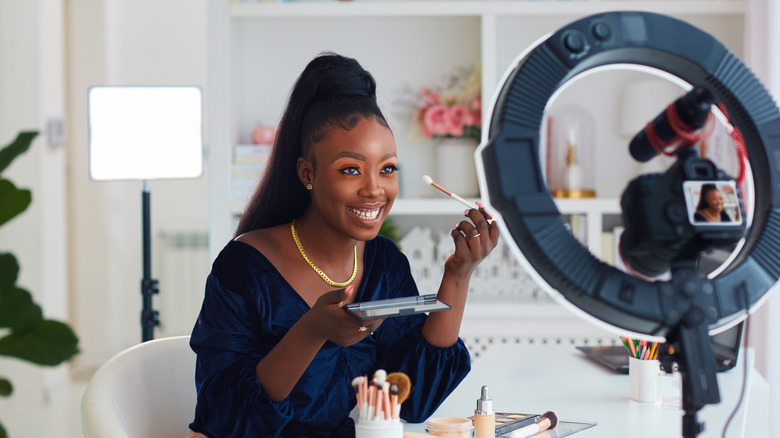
(493, 413), (539, 436)
(345, 294), (451, 320)
(425, 417), (473, 438)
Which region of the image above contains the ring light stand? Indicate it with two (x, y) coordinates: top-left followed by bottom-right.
(476, 12), (780, 438)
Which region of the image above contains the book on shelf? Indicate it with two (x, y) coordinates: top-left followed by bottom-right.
(231, 144), (271, 203)
(601, 231), (614, 266)
(233, 144), (271, 164)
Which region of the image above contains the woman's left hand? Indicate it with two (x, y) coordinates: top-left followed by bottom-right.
(445, 202), (500, 278)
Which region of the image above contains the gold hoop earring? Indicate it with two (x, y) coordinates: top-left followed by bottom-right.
(306, 183), (313, 191)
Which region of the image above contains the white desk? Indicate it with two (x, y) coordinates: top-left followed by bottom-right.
(405, 343), (768, 437)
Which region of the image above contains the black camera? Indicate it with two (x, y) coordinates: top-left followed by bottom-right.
(619, 87), (746, 278)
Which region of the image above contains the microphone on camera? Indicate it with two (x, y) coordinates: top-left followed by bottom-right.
(628, 86), (715, 163)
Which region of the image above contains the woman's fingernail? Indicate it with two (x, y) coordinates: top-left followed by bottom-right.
(345, 285), (354, 295)
(464, 209), (470, 216)
(476, 201), (484, 207)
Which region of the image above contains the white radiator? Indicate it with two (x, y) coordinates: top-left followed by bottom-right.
(155, 231), (210, 338)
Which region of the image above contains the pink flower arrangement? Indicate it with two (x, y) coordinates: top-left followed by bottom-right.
(412, 65), (481, 141)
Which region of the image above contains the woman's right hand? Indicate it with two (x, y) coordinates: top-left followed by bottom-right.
(304, 285), (383, 347)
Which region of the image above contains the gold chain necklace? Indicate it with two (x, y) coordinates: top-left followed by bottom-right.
(291, 220), (358, 288)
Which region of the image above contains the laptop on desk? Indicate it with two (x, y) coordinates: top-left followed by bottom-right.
(577, 322), (743, 374)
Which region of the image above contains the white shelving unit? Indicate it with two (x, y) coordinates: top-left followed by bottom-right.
(207, 0), (749, 334)
(208, 0), (747, 256)
(388, 197), (620, 255)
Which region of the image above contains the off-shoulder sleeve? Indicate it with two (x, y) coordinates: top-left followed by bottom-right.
(370, 239), (471, 424)
(188, 251), (293, 437)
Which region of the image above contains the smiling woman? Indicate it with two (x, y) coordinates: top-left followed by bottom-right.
(187, 52), (499, 438)
(298, 116), (398, 242)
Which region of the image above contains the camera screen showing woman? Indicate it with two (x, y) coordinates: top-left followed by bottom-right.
(693, 183), (731, 223)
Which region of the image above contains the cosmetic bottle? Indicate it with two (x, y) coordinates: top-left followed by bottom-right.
(474, 385), (495, 438)
(564, 141), (582, 192)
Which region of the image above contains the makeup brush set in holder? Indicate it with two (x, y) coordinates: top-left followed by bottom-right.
(353, 370), (410, 438)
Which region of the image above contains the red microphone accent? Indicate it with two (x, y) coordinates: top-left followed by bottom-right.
(716, 103), (749, 186)
(644, 103), (716, 158)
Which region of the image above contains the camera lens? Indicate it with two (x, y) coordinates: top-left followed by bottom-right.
(689, 161), (715, 179)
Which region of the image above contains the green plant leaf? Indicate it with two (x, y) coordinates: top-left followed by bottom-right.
(0, 320), (79, 366)
(0, 378), (12, 397)
(0, 131), (38, 175)
(0, 286), (43, 331)
(0, 179), (31, 228)
(0, 253), (18, 291)
(0, 418), (6, 438)
(379, 218), (400, 244)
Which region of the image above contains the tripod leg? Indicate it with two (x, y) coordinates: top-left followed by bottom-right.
(674, 320), (721, 438)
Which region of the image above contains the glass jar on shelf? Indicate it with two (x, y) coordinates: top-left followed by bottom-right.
(546, 104), (596, 199)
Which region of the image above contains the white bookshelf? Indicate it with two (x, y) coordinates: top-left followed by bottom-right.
(228, 1), (745, 18)
(208, 0), (747, 258)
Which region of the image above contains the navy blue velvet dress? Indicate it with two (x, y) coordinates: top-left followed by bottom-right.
(188, 236), (471, 438)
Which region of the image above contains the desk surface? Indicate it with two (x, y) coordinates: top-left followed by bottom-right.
(404, 343), (767, 438)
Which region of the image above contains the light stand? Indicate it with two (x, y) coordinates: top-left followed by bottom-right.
(141, 181), (159, 341)
(88, 86), (203, 342)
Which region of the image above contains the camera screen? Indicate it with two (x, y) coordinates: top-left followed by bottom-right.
(683, 180), (742, 226)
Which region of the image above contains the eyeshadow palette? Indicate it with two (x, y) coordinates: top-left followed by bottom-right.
(344, 294), (451, 320)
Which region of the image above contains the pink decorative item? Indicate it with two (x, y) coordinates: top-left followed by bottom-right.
(412, 65), (481, 141)
(251, 124), (276, 145)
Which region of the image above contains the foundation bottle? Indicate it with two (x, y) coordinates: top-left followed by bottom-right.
(474, 385), (495, 438)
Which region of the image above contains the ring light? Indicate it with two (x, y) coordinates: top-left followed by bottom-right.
(476, 11), (780, 437)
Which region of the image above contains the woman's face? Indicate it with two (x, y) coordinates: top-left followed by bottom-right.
(705, 189), (724, 212)
(302, 116), (398, 241)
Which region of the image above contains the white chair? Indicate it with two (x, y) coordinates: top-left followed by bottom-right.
(81, 335), (196, 438)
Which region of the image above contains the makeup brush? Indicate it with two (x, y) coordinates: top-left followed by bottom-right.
(390, 384), (399, 419)
(352, 376), (363, 416)
(374, 380), (384, 420)
(508, 411), (558, 438)
(382, 381), (392, 420)
(386, 372), (411, 404)
(352, 376), (363, 404)
(422, 175), (478, 210)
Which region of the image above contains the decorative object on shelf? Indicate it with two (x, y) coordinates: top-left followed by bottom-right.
(412, 64), (481, 141)
(436, 137), (480, 198)
(251, 123), (276, 145)
(546, 105), (596, 199)
(412, 64), (482, 198)
(399, 227), (438, 294)
(400, 227), (546, 302)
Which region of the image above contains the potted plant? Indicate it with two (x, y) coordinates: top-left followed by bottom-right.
(0, 131), (79, 438)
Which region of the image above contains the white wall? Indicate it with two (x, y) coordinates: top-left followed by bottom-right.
(0, 0), (68, 429)
(66, 0), (209, 373)
(0, 0), (47, 410)
(744, 0), (779, 435)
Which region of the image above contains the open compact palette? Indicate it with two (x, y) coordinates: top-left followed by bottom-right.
(467, 412), (597, 438)
(466, 412), (538, 436)
(494, 413), (539, 435)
